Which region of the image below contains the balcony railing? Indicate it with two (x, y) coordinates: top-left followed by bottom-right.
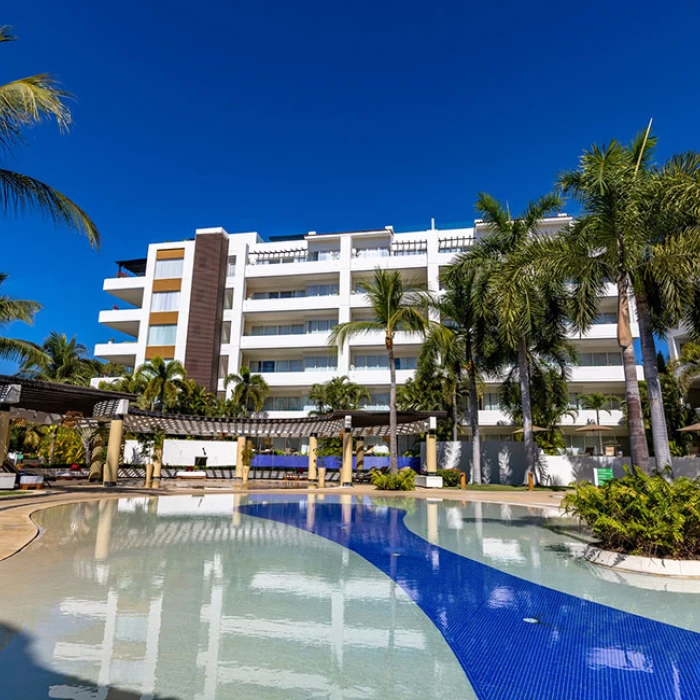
(353, 242), (427, 258)
(248, 250), (340, 265)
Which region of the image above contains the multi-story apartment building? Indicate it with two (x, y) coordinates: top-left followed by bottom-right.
(95, 218), (641, 454)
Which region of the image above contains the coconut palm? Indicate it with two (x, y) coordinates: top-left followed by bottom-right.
(0, 26), (99, 245)
(449, 192), (572, 478)
(419, 270), (495, 482)
(98, 369), (147, 395)
(329, 268), (427, 473)
(224, 366), (270, 417)
(175, 378), (218, 416)
(138, 357), (186, 412)
(308, 376), (370, 414)
(0, 273), (45, 364)
(21, 331), (99, 385)
(553, 130), (700, 470)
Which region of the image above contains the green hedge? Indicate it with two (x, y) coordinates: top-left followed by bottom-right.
(562, 467), (700, 559)
(437, 469), (461, 487)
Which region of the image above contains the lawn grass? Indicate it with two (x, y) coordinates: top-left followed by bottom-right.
(0, 490), (32, 498)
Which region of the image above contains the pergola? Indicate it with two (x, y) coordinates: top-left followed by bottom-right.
(0, 374), (443, 488)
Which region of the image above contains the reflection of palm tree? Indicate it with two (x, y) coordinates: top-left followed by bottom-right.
(330, 269), (427, 473)
(224, 366), (270, 417)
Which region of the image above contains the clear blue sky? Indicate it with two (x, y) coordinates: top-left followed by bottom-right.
(3, 0), (698, 370)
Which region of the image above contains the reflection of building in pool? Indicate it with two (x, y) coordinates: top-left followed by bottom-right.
(49, 497), (460, 698)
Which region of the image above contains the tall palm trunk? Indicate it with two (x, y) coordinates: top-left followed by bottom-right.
(468, 362), (481, 484)
(518, 335), (537, 478)
(386, 337), (398, 474)
(617, 281), (650, 471)
(635, 290), (672, 470)
(452, 389), (458, 443)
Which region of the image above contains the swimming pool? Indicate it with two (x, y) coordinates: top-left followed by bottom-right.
(0, 494), (698, 699)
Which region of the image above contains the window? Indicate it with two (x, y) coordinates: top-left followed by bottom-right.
(147, 324), (177, 346)
(250, 360), (303, 373)
(361, 392), (390, 408)
(306, 284), (339, 297)
(395, 357), (417, 370)
(353, 354), (389, 369)
(227, 256), (236, 277)
(223, 289), (234, 310)
(481, 393), (501, 411)
(151, 291), (180, 312)
(306, 319), (334, 334)
(578, 352), (623, 366)
(154, 258), (183, 279)
(263, 396), (304, 411)
(304, 355), (337, 371)
(594, 312), (617, 324)
(221, 322), (231, 344)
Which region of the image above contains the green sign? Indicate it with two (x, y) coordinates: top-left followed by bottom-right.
(594, 467), (614, 486)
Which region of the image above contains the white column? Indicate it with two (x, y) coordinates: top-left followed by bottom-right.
(337, 236), (353, 374)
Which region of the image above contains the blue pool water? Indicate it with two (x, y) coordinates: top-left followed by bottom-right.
(0, 493), (698, 699)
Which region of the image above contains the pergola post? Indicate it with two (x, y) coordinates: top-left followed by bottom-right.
(89, 429), (105, 482)
(235, 436), (246, 481)
(355, 436), (365, 474)
(0, 405), (10, 466)
(308, 434), (318, 483)
(341, 416), (353, 487)
(426, 416), (438, 475)
(152, 446), (162, 489)
(95, 499), (116, 560)
(104, 417), (124, 487)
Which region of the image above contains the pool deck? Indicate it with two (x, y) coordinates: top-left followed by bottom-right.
(0, 480), (565, 563)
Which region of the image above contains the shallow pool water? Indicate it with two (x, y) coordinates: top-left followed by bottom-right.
(0, 493), (698, 699)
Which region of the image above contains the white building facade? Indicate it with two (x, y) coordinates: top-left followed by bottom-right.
(95, 218), (641, 453)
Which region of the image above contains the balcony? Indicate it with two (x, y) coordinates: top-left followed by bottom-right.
(243, 295), (340, 314)
(250, 370), (338, 388)
(348, 368), (415, 386)
(350, 246), (427, 272)
(246, 250), (341, 277)
(347, 330), (422, 347)
(240, 333), (331, 350)
(98, 308), (142, 338)
(569, 365), (643, 382)
(94, 341), (139, 367)
(103, 276), (146, 307)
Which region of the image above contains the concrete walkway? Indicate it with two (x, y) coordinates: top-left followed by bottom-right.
(0, 480), (566, 562)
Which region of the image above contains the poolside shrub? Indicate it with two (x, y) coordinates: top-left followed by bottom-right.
(370, 468), (415, 491)
(437, 469), (461, 488)
(562, 467), (700, 559)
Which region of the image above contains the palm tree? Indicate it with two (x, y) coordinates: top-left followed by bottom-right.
(21, 332), (99, 385)
(138, 357), (186, 412)
(673, 342), (700, 394)
(224, 366), (270, 417)
(450, 192), (572, 478)
(419, 270), (494, 482)
(0, 273), (45, 364)
(175, 378), (218, 416)
(308, 376), (370, 414)
(0, 26), (99, 245)
(329, 268), (427, 473)
(579, 393), (611, 454)
(553, 129), (700, 470)
(98, 369), (147, 395)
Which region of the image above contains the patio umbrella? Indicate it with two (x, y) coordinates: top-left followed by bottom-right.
(677, 423), (700, 432)
(575, 424), (613, 455)
(511, 426), (547, 434)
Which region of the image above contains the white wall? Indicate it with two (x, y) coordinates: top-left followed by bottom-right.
(123, 439), (237, 467)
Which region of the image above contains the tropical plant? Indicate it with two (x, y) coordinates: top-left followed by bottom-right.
(224, 365), (270, 417)
(449, 192), (573, 476)
(501, 362), (574, 455)
(396, 376), (454, 441)
(20, 331), (99, 385)
(550, 128), (700, 470)
(307, 376), (370, 414)
(38, 426), (84, 464)
(436, 468), (461, 487)
(563, 467), (700, 559)
(0, 26), (99, 245)
(0, 273), (45, 364)
(98, 370), (148, 395)
(672, 342), (700, 394)
(330, 268), (427, 473)
(370, 467), (416, 491)
(138, 357), (186, 412)
(175, 378), (218, 416)
(578, 393), (611, 454)
(421, 267), (495, 482)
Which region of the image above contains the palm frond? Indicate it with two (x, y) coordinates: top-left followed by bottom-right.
(328, 320), (383, 347)
(0, 169), (100, 247)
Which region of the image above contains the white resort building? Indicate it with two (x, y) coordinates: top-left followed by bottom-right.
(95, 218), (640, 454)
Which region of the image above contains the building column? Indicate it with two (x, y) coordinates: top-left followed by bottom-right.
(104, 418), (124, 487)
(152, 446), (162, 489)
(426, 417), (437, 474)
(0, 406), (11, 466)
(235, 437), (246, 481)
(341, 416), (353, 487)
(308, 434), (318, 483)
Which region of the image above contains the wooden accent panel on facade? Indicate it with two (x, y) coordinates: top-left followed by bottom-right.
(149, 311), (179, 325)
(152, 279), (182, 293)
(156, 248), (185, 260)
(184, 232), (229, 391)
(145, 346), (175, 360)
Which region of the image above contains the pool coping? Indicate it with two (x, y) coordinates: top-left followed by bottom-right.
(584, 544), (700, 578)
(0, 483), (565, 563)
